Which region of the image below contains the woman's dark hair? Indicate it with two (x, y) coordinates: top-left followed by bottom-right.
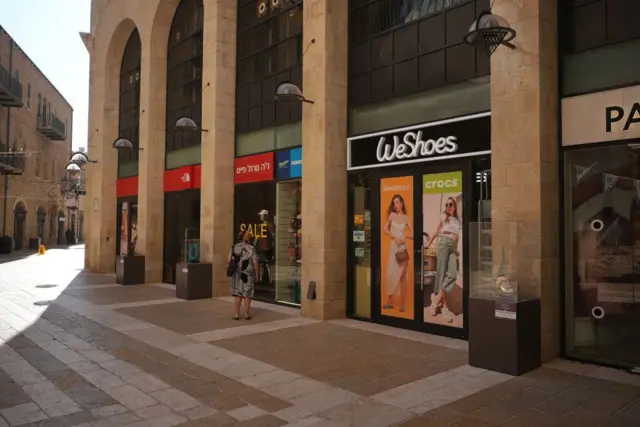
(387, 194), (407, 217)
(444, 197), (459, 219)
(237, 229), (249, 242)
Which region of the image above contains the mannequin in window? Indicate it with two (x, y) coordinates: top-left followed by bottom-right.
(255, 209), (275, 284)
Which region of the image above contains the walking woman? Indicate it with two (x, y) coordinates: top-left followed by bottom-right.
(229, 229), (259, 320)
(383, 194), (413, 312)
(426, 197), (461, 323)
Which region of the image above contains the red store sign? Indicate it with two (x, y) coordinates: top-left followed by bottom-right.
(234, 152), (274, 184)
(164, 165), (197, 192)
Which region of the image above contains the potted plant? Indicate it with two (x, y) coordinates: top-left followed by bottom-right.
(176, 230), (212, 300)
(115, 240), (145, 286)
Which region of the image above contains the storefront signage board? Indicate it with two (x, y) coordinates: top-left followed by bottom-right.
(347, 113), (490, 170)
(116, 176), (138, 198)
(235, 152), (274, 184)
(276, 147), (302, 180)
(562, 84), (640, 146)
(164, 165), (196, 192)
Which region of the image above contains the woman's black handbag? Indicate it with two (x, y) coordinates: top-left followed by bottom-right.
(226, 248), (239, 277)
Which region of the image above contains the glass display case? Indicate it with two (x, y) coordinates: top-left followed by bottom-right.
(469, 221), (541, 303)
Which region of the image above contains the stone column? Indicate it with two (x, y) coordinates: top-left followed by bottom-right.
(87, 60), (118, 274)
(300, 0), (349, 320)
(199, 0), (236, 296)
(490, 0), (560, 361)
(136, 32), (167, 283)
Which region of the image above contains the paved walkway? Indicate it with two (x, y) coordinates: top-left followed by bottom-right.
(1, 247), (640, 426)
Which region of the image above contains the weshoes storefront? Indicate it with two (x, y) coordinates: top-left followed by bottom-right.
(347, 112), (491, 339)
(563, 84), (640, 369)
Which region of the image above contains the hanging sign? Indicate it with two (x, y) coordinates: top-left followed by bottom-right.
(575, 163), (596, 184)
(347, 113), (490, 170)
(234, 152), (274, 184)
(602, 173), (620, 194)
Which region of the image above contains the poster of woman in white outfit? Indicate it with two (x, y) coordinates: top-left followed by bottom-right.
(380, 176), (415, 319)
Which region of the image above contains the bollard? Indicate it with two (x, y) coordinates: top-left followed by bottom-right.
(38, 244), (46, 255)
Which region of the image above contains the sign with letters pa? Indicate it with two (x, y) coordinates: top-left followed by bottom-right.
(562, 84), (640, 147)
(347, 113), (490, 170)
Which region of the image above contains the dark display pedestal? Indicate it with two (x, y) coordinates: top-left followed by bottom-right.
(0, 236), (12, 254)
(176, 262), (212, 300)
(116, 255), (145, 286)
(469, 297), (541, 376)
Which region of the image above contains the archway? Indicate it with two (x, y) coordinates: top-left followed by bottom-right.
(13, 202), (26, 250)
(162, 0), (204, 284)
(36, 206), (46, 243)
(57, 210), (66, 246)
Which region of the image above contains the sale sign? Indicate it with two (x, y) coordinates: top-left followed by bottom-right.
(234, 152), (274, 184)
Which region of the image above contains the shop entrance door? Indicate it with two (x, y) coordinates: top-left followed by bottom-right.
(372, 157), (489, 338)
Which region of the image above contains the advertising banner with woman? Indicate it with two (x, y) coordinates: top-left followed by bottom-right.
(380, 176), (414, 320)
(422, 172), (464, 328)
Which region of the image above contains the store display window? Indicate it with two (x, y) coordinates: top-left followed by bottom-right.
(564, 143), (640, 368)
(275, 180), (302, 305)
(234, 182), (277, 301)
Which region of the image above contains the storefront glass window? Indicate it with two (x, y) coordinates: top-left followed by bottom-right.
(565, 143), (640, 368)
(350, 173), (372, 318)
(235, 182), (277, 301)
(275, 180), (302, 306)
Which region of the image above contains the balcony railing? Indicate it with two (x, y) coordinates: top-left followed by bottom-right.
(37, 110), (66, 141)
(60, 170), (86, 196)
(0, 64), (23, 107)
(0, 150), (26, 175)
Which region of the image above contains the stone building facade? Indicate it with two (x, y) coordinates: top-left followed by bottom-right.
(0, 25), (73, 249)
(85, 0), (563, 370)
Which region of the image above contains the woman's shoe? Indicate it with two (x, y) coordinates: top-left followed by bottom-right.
(399, 306), (405, 313)
(245, 315), (252, 320)
(383, 304), (393, 309)
(232, 315), (240, 320)
(442, 308), (453, 323)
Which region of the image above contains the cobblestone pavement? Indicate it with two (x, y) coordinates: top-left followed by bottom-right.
(1, 247), (640, 426)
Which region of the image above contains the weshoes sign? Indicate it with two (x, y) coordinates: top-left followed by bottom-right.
(562, 84), (640, 147)
(347, 113), (490, 170)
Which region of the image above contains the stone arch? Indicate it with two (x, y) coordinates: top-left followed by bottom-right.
(12, 198), (28, 212)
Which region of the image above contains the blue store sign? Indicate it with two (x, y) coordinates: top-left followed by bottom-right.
(277, 147), (302, 180)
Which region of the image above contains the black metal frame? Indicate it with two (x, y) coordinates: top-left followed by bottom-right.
(345, 155), (490, 339)
(165, 0), (204, 159)
(235, 0), (303, 134)
(348, 0), (489, 108)
(118, 29), (141, 177)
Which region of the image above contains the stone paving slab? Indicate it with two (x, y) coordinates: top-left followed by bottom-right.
(116, 299), (292, 335)
(2, 248), (640, 427)
(63, 286), (176, 306)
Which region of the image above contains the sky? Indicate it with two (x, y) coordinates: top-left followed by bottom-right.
(1, 0), (90, 150)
